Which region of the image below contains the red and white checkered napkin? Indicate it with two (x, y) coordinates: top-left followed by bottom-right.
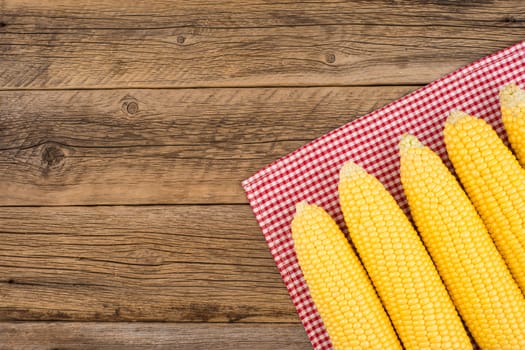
(242, 41), (525, 350)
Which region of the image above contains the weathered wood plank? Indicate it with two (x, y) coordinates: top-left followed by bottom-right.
(0, 1), (523, 88)
(2, 0), (520, 29)
(0, 86), (414, 205)
(0, 205), (297, 322)
(0, 322), (311, 350)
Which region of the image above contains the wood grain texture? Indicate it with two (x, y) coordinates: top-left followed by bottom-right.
(0, 205), (299, 322)
(0, 1), (524, 88)
(0, 86), (415, 205)
(0, 322), (311, 350)
(2, 0), (519, 29)
(2, 1), (515, 347)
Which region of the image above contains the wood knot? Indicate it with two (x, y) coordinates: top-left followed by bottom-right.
(325, 53), (336, 64)
(121, 96), (140, 115)
(42, 145), (65, 168)
(126, 101), (139, 115)
(0, 22), (6, 28)
(503, 15), (517, 23)
(177, 35), (186, 44)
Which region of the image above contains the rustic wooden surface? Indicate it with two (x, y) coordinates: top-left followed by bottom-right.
(1, 323), (311, 349)
(1, 0), (523, 348)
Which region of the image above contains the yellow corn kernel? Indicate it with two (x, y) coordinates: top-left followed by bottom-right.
(291, 202), (402, 350)
(444, 111), (525, 294)
(400, 134), (525, 349)
(500, 83), (525, 166)
(338, 162), (470, 350)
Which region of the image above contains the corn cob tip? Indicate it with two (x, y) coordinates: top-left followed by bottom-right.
(499, 82), (525, 107)
(294, 200), (310, 216)
(339, 161), (367, 180)
(399, 134), (423, 155)
(446, 110), (471, 125)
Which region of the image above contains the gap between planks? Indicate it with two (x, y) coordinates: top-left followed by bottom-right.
(0, 83), (423, 92)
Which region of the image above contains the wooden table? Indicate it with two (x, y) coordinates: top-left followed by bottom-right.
(0, 1), (522, 348)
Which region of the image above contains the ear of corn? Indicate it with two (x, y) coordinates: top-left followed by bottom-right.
(444, 111), (525, 294)
(291, 201), (402, 350)
(338, 162), (470, 350)
(400, 134), (525, 349)
(500, 83), (525, 166)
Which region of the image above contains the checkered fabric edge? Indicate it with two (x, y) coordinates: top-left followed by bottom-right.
(242, 41), (525, 350)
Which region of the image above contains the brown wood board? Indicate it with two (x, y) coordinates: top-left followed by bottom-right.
(0, 322), (311, 350)
(0, 205), (299, 322)
(0, 1), (524, 88)
(0, 86), (415, 205)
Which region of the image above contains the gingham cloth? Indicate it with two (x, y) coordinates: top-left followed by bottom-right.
(242, 41), (525, 350)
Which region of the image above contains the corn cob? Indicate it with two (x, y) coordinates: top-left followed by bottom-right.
(338, 162), (470, 349)
(291, 202), (402, 350)
(400, 134), (525, 349)
(500, 83), (525, 166)
(444, 111), (525, 294)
